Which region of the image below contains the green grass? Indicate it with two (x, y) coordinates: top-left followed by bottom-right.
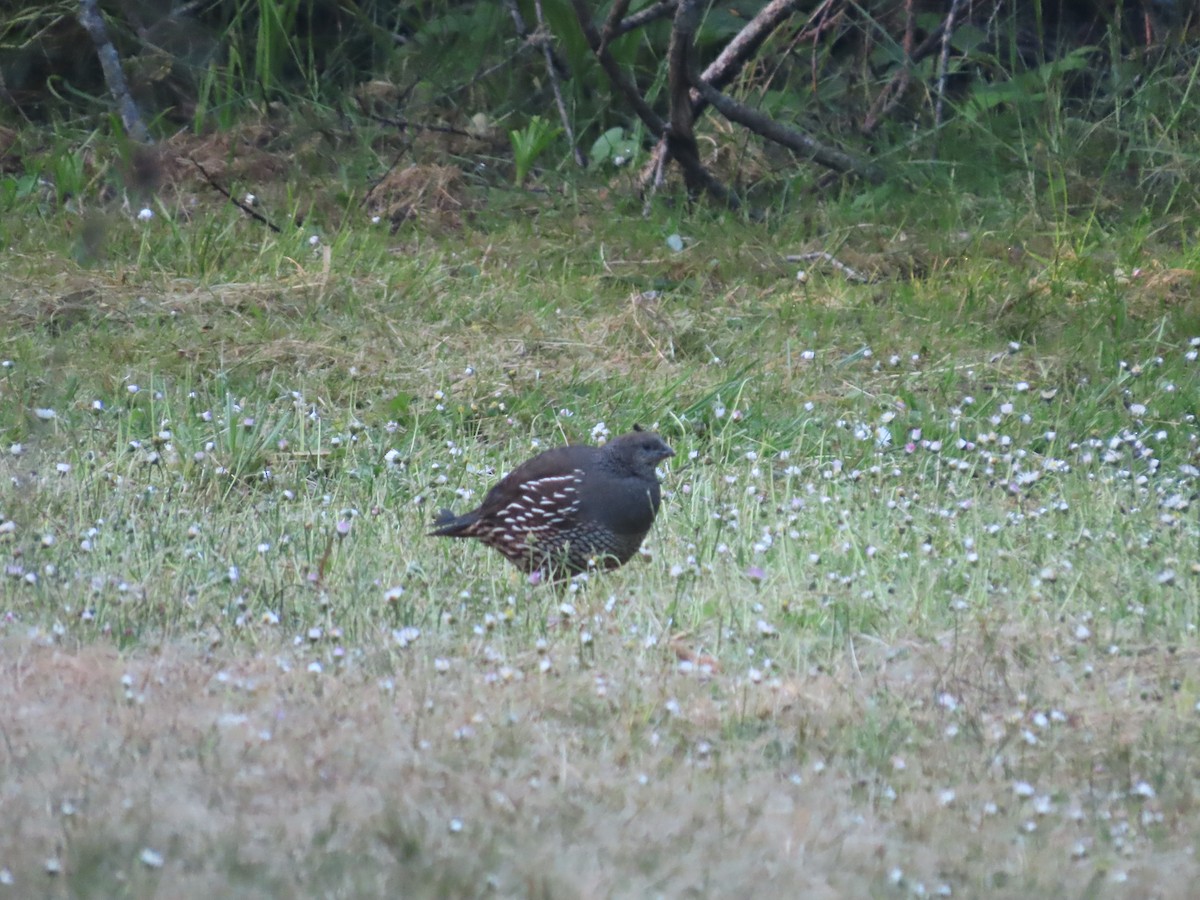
(1, 116), (1199, 895)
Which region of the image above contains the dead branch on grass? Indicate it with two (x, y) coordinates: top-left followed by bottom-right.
(189, 157), (282, 232)
(786, 251), (871, 283)
(690, 69), (884, 184)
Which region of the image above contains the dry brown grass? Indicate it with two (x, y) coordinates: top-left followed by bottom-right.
(3, 616), (1198, 897)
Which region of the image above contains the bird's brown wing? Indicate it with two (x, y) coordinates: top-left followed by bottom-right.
(473, 445), (597, 519)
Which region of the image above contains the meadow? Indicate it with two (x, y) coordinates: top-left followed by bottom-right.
(1, 118), (1199, 897)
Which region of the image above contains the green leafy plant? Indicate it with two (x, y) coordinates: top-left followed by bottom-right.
(588, 127), (640, 171)
(509, 115), (562, 186)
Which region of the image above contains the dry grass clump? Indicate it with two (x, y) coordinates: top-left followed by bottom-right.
(366, 164), (469, 231)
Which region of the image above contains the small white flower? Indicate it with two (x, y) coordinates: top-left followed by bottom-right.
(394, 626), (420, 647)
(137, 207), (154, 221)
(1132, 780), (1156, 799)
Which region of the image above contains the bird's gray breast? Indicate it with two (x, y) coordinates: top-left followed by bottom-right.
(577, 471), (661, 536)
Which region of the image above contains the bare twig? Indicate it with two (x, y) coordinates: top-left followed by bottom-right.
(189, 158), (282, 232)
(642, 144), (671, 217)
(701, 0), (806, 96)
(689, 70), (884, 183)
(599, 0), (634, 56)
(862, 0), (914, 134)
(78, 0), (150, 143)
(568, 0), (665, 135)
(502, 0), (528, 34)
(614, 1), (678, 37)
(639, 0), (804, 190)
(533, 0), (585, 167)
(785, 251), (871, 283)
(503, 0), (571, 79)
(933, 0), (966, 157)
(798, 0), (844, 95)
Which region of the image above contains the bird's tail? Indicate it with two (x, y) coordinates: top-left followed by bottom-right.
(428, 508), (476, 537)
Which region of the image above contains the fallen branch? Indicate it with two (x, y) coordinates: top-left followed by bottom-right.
(786, 251), (871, 283)
(689, 70), (884, 184)
(568, 0), (665, 136)
(190, 158), (282, 232)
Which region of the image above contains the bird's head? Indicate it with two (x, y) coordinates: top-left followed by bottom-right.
(605, 427), (675, 479)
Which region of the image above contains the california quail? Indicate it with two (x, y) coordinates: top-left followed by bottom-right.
(430, 427), (674, 577)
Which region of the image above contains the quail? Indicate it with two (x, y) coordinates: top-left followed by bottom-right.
(431, 427), (674, 577)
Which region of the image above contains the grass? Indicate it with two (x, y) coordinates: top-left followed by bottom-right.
(1, 115), (1200, 896)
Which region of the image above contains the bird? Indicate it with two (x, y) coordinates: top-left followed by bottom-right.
(430, 427), (674, 578)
